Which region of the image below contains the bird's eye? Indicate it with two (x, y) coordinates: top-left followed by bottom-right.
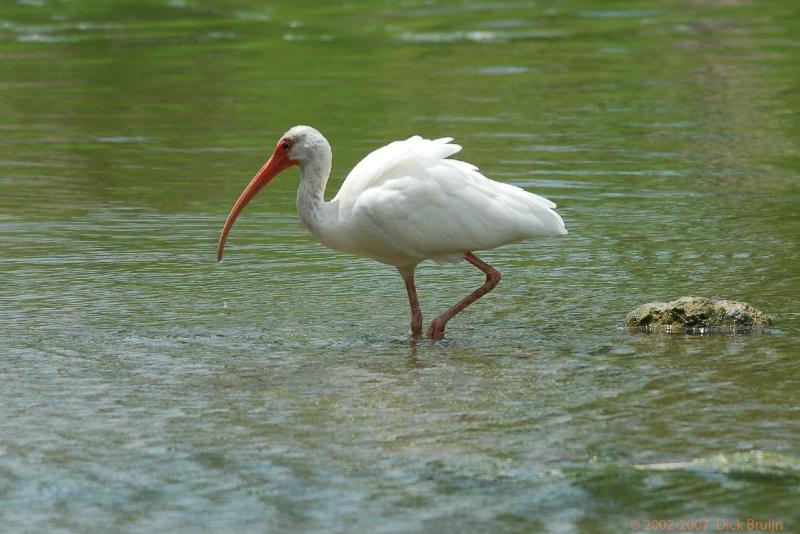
(282, 142), (291, 151)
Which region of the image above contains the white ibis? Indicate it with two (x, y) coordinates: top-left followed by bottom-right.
(217, 125), (567, 339)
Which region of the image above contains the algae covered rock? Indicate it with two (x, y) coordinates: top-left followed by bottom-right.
(635, 450), (800, 482)
(625, 296), (771, 333)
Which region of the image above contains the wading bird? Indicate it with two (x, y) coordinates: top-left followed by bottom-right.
(217, 126), (566, 339)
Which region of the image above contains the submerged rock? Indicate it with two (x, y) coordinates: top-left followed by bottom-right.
(560, 450), (800, 485)
(635, 450), (800, 482)
(625, 296), (771, 333)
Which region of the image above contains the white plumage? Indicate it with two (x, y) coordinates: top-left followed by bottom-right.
(217, 125), (567, 338)
(334, 134), (566, 268)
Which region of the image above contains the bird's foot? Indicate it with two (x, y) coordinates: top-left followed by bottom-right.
(410, 321), (423, 338)
(426, 318), (447, 340)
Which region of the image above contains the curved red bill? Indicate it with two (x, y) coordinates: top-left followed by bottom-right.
(216, 149), (296, 261)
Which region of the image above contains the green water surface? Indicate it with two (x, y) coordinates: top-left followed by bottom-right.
(1, 0), (799, 532)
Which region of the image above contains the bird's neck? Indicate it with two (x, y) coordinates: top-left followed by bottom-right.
(296, 148), (335, 239)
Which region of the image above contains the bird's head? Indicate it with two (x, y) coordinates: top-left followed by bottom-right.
(280, 125), (329, 165)
(216, 125), (327, 262)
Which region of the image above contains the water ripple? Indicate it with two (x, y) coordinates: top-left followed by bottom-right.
(399, 29), (567, 44)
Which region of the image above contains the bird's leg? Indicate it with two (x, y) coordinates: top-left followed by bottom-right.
(427, 253), (501, 339)
(404, 274), (423, 337)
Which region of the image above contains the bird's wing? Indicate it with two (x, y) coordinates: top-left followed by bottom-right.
(333, 136), (461, 204)
(342, 137), (566, 263)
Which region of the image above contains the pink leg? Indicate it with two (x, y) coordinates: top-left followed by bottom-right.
(404, 274), (423, 337)
(427, 253), (501, 339)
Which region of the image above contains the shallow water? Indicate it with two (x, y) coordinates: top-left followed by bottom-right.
(1, 1), (799, 532)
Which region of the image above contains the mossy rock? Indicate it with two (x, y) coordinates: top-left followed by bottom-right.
(635, 451), (800, 482)
(625, 296), (771, 333)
